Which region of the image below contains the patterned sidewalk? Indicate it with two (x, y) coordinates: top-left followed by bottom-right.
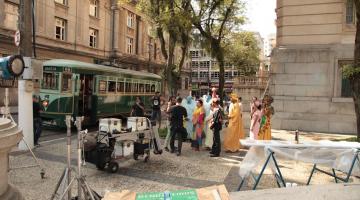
(8, 129), (359, 200)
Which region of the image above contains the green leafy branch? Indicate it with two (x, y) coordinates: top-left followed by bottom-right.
(342, 64), (360, 79)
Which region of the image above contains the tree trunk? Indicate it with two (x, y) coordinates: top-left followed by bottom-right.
(353, 1), (360, 141)
(178, 46), (187, 75)
(213, 41), (225, 105)
(166, 34), (176, 96)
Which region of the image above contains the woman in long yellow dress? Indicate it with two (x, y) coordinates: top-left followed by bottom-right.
(223, 94), (245, 152)
(191, 99), (205, 151)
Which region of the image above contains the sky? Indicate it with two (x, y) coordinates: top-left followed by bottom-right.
(242, 0), (277, 39)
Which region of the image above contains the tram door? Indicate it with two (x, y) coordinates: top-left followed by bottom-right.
(79, 74), (93, 118)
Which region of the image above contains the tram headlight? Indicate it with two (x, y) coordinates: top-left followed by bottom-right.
(0, 55), (25, 79)
(42, 100), (49, 108)
(42, 96), (49, 108)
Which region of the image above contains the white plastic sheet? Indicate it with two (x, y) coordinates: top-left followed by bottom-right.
(239, 139), (360, 179)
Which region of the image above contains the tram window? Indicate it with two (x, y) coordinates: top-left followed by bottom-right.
(150, 84), (156, 92)
(42, 72), (58, 90)
(132, 82), (138, 93)
(99, 81), (106, 93)
(139, 84), (144, 93)
(117, 82), (124, 92)
(108, 81), (116, 92)
(62, 74), (72, 92)
(145, 84), (150, 93)
(125, 82), (131, 92)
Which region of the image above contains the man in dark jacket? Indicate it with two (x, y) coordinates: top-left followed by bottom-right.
(169, 97), (188, 156)
(33, 96), (43, 146)
(210, 99), (223, 157)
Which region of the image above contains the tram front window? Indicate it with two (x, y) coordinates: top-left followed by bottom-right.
(62, 74), (72, 92)
(42, 72), (59, 90)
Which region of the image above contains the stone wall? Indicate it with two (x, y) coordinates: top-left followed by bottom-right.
(270, 45), (356, 134)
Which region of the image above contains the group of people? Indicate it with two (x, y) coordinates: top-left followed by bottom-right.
(129, 89), (275, 157)
(161, 91), (223, 157)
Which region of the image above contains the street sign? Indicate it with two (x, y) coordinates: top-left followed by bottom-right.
(0, 78), (17, 88)
(14, 30), (21, 47)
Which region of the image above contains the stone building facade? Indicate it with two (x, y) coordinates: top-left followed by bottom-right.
(0, 0), (166, 106)
(0, 0), (165, 71)
(271, 0), (356, 134)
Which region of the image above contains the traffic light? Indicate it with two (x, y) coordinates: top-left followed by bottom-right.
(0, 55), (25, 79)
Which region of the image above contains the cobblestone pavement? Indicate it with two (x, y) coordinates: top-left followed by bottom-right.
(8, 128), (360, 200)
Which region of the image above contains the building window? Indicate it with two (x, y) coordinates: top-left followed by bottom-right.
(55, 0), (67, 5)
(190, 50), (199, 58)
(184, 78), (189, 89)
(127, 12), (134, 28)
(89, 28), (98, 48)
(191, 72), (198, 78)
(339, 61), (353, 97)
(191, 61), (199, 68)
(89, 0), (99, 17)
(200, 71), (209, 78)
(55, 17), (66, 41)
(346, 0), (356, 24)
(127, 37), (133, 54)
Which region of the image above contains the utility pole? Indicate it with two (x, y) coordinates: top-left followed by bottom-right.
(18, 0), (35, 150)
(19, 0), (33, 56)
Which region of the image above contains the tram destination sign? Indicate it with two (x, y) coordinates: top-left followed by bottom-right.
(0, 78), (18, 88)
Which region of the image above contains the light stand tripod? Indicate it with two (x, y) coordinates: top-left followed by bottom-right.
(51, 116), (101, 200)
(2, 88), (45, 179)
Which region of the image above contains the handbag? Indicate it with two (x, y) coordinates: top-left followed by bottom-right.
(181, 127), (188, 139)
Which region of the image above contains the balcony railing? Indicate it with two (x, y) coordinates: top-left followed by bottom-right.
(234, 76), (269, 89)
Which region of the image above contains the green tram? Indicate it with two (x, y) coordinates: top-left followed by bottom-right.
(39, 59), (161, 128)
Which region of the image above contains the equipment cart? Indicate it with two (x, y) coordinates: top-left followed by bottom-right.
(83, 117), (163, 173)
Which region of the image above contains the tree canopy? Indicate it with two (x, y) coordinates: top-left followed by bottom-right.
(223, 31), (260, 76)
(189, 0), (246, 99)
(122, 0), (193, 95)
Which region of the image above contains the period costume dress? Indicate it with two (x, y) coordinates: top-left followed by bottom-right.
(181, 96), (196, 139)
(258, 96), (274, 140)
(258, 111), (271, 140)
(203, 95), (213, 148)
(223, 94), (245, 152)
(191, 105), (205, 150)
(250, 105), (261, 140)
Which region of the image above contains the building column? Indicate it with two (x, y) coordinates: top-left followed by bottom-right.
(111, 0), (120, 56)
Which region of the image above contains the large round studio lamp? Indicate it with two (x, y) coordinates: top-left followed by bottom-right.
(0, 55), (25, 79)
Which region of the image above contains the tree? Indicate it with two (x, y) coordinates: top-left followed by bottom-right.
(350, 1), (360, 141)
(190, 0), (246, 100)
(133, 0), (192, 96)
(223, 31), (260, 76)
